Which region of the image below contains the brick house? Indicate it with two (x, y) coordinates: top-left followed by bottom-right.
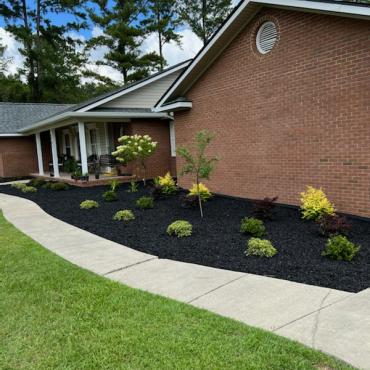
(155, 0), (370, 218)
(0, 60), (189, 183)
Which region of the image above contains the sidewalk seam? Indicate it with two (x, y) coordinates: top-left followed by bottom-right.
(104, 257), (158, 276)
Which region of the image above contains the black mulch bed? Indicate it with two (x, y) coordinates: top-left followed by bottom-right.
(1, 183), (369, 293)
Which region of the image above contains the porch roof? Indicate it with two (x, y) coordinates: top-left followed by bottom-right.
(18, 108), (171, 134)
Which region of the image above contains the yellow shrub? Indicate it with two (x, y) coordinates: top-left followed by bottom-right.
(158, 172), (177, 194)
(300, 186), (335, 220)
(188, 183), (212, 201)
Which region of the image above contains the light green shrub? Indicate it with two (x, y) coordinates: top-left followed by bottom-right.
(167, 220), (192, 238)
(11, 182), (27, 190)
(322, 235), (360, 261)
(80, 200), (99, 210)
(300, 186), (335, 221)
(240, 217), (266, 237)
(21, 186), (37, 193)
(113, 210), (135, 222)
(246, 238), (277, 258)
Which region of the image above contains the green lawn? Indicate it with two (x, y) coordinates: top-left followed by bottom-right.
(0, 212), (354, 370)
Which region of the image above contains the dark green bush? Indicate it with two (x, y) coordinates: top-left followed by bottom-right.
(136, 196), (154, 209)
(103, 190), (118, 202)
(28, 178), (46, 187)
(240, 217), (266, 237)
(167, 220), (192, 238)
(50, 182), (69, 191)
(246, 238), (277, 258)
(322, 235), (360, 261)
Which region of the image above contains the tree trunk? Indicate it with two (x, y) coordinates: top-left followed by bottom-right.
(196, 174), (203, 218)
(157, 12), (164, 71)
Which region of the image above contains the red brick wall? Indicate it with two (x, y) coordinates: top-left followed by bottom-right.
(128, 119), (173, 180)
(0, 136), (38, 177)
(174, 8), (370, 217)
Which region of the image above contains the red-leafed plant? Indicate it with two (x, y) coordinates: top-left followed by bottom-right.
(252, 196), (278, 220)
(318, 214), (352, 237)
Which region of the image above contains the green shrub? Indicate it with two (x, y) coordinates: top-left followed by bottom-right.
(127, 180), (139, 193)
(80, 200), (99, 210)
(156, 172), (177, 195)
(21, 185), (37, 193)
(113, 210), (135, 222)
(246, 238), (277, 258)
(11, 182), (27, 190)
(103, 190), (118, 202)
(50, 182), (69, 191)
(109, 179), (119, 192)
(136, 196), (154, 209)
(28, 178), (46, 187)
(240, 217), (266, 237)
(322, 235), (360, 261)
(167, 220), (192, 238)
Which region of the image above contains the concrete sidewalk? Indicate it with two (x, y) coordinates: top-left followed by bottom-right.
(1, 193), (369, 369)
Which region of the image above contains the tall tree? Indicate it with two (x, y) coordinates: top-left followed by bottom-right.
(88, 0), (162, 84)
(142, 0), (181, 70)
(178, 0), (232, 45)
(0, 0), (88, 102)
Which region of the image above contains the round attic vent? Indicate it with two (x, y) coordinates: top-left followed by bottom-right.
(256, 21), (278, 54)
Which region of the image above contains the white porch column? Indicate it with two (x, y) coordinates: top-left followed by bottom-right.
(169, 120), (176, 157)
(35, 132), (44, 176)
(50, 128), (60, 178)
(78, 121), (88, 174)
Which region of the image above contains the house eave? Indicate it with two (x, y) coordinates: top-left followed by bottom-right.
(152, 101), (193, 113)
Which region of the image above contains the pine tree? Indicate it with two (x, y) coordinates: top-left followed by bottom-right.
(142, 0), (181, 70)
(88, 0), (162, 84)
(0, 0), (89, 102)
(178, 0), (232, 46)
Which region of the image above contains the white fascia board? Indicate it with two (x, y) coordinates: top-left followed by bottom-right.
(77, 61), (191, 113)
(0, 133), (24, 137)
(19, 111), (171, 134)
(155, 0), (370, 109)
(152, 101), (193, 113)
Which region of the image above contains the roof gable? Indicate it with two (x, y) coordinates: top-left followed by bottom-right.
(155, 0), (370, 110)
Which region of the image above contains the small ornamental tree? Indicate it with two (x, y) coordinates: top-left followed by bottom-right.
(177, 130), (218, 218)
(112, 134), (157, 186)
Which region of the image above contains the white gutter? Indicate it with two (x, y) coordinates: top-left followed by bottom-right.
(0, 133), (24, 137)
(153, 101), (193, 113)
(19, 111), (172, 134)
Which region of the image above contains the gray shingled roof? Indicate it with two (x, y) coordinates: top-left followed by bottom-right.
(0, 103), (73, 134)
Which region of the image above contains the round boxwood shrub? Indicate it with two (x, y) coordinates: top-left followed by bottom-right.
(240, 217), (266, 238)
(103, 190), (118, 202)
(50, 182), (69, 191)
(322, 235), (360, 261)
(80, 200), (99, 210)
(136, 196), (154, 209)
(113, 210), (135, 222)
(246, 238), (277, 258)
(21, 185), (37, 193)
(167, 220), (192, 238)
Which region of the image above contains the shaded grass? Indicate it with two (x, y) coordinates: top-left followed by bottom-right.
(0, 212), (354, 370)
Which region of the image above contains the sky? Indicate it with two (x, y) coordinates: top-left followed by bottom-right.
(0, 1), (207, 83)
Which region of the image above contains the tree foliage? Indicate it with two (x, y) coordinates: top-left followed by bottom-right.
(177, 130), (218, 218)
(178, 0), (232, 45)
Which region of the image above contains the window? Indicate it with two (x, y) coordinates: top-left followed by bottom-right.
(256, 21), (278, 54)
(89, 128), (99, 155)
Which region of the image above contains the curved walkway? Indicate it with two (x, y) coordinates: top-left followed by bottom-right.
(1, 192), (369, 369)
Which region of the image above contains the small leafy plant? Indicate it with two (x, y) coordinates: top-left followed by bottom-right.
(127, 179), (139, 193)
(50, 182), (69, 191)
(246, 238), (277, 258)
(167, 220), (192, 238)
(28, 178), (46, 187)
(113, 210), (135, 222)
(318, 214), (352, 237)
(136, 196), (154, 209)
(109, 179), (119, 192)
(103, 190), (118, 202)
(240, 217), (266, 238)
(21, 185), (37, 193)
(157, 172), (177, 195)
(80, 200), (99, 209)
(252, 196), (278, 220)
(322, 235), (360, 261)
(188, 182), (212, 202)
(300, 186), (335, 221)
(11, 182), (27, 190)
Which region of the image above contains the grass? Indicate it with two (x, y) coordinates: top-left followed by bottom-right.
(0, 212), (354, 370)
